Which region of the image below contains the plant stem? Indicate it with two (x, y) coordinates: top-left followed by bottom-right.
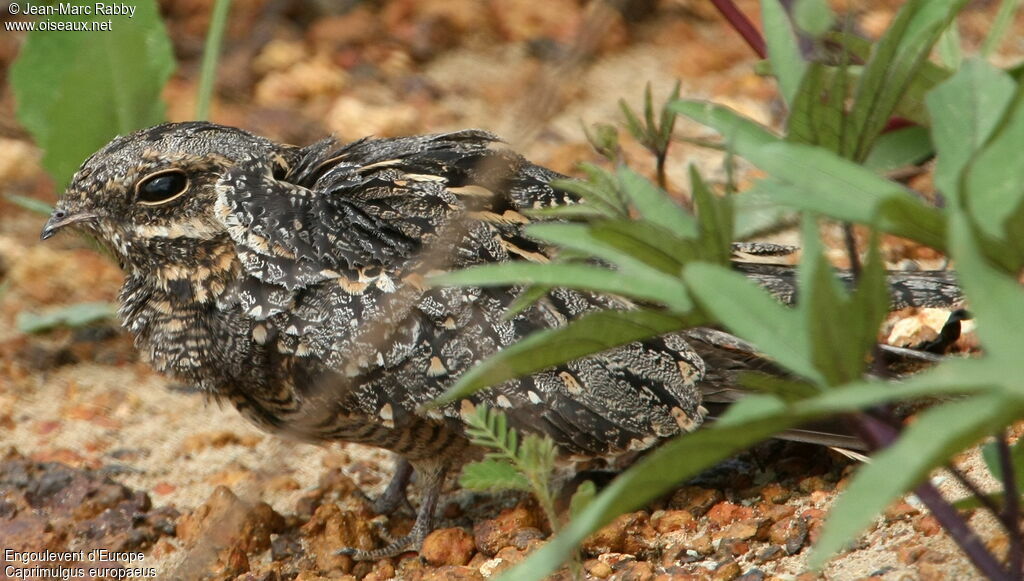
(855, 413), (1010, 580)
(655, 151), (668, 192)
(709, 0), (766, 58)
(195, 0), (232, 120)
(996, 434), (1023, 579)
(841, 223), (861, 280)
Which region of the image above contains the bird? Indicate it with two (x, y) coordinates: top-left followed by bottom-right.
(39, 121), (963, 559)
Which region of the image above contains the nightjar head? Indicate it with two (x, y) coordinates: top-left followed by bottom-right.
(41, 121), (296, 272)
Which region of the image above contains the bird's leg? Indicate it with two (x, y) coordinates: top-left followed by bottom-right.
(338, 459), (448, 560)
(372, 457), (414, 515)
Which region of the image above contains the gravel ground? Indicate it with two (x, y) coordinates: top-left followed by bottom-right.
(1, 1), (1021, 579)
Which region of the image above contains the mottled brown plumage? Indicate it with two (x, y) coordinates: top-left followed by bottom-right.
(41, 122), (962, 558)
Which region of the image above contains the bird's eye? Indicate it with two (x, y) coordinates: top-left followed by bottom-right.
(136, 170), (189, 205)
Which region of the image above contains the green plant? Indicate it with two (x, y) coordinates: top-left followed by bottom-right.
(460, 405), (561, 531)
(10, 0), (174, 188)
(460, 406), (596, 576)
(431, 1), (1024, 579)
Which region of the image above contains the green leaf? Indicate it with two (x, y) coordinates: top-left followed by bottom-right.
(843, 0), (967, 161)
(519, 435), (557, 482)
(586, 220), (691, 274)
(460, 460), (530, 492)
(936, 22), (963, 70)
(796, 361), (993, 417)
(962, 87), (1024, 241)
(762, 0), (807, 106)
(714, 394), (788, 426)
(17, 302), (118, 334)
(738, 372), (819, 401)
(620, 99), (646, 143)
(10, 0), (175, 187)
(947, 211), (1024, 363)
(551, 168), (627, 218)
(980, 439), (1024, 497)
(497, 412), (806, 581)
(743, 143), (946, 249)
(862, 126), (933, 173)
(803, 223), (888, 387)
(953, 491), (1006, 511)
(5, 194), (54, 216)
(568, 481), (597, 519)
(787, 63), (846, 152)
(428, 309), (690, 407)
(802, 219), (856, 386)
(980, 0), (1023, 58)
(793, 0), (835, 37)
(926, 58), (1016, 199)
(811, 393), (1022, 567)
(616, 167), (696, 237)
(670, 101), (780, 152)
(691, 166), (733, 265)
(195, 0), (232, 120)
(683, 263), (822, 383)
(733, 191), (799, 239)
(433, 261), (691, 313)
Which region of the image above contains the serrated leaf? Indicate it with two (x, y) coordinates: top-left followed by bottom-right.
(460, 460), (531, 492)
(520, 434), (557, 480)
(17, 302), (118, 334)
(810, 393), (1022, 568)
(620, 99), (646, 143)
(10, 0), (175, 187)
(428, 309), (691, 407)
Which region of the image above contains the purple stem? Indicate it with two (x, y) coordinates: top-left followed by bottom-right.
(709, 0), (767, 58)
(996, 434), (1023, 579)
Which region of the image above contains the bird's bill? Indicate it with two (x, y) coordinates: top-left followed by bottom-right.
(40, 209), (98, 240)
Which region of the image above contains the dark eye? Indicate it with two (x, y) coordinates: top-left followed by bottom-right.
(136, 170), (189, 205)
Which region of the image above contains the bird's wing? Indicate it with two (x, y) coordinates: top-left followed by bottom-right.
(211, 131), (706, 456)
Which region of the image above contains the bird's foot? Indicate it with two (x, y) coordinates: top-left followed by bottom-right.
(337, 458), (445, 561)
(371, 458), (414, 515)
(336, 528), (425, 561)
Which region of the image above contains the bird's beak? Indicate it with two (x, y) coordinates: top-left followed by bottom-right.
(40, 209), (97, 241)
